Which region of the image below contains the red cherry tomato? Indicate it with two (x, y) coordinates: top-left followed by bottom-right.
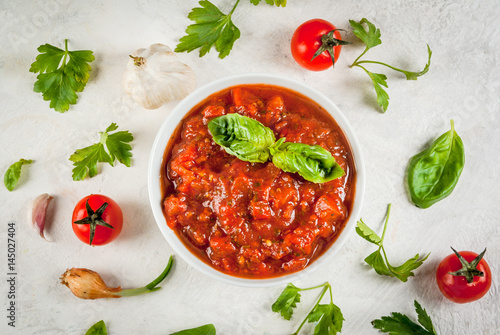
(72, 194), (123, 246)
(436, 248), (491, 303)
(291, 19), (348, 71)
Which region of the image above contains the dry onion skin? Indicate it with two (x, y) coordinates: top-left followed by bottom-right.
(122, 44), (196, 109)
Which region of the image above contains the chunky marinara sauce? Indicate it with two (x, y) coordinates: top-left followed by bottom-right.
(161, 84), (355, 278)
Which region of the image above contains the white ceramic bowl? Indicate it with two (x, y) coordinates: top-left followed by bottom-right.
(148, 73), (365, 287)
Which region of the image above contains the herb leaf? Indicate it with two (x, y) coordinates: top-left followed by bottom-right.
(70, 123), (133, 181)
(170, 324), (216, 335)
(350, 18), (431, 112)
(407, 120), (464, 208)
(356, 218), (382, 245)
(389, 253), (430, 282)
(349, 18), (382, 51)
(401, 45), (432, 80)
(4, 159), (33, 191)
(85, 320), (107, 335)
(307, 303), (344, 335)
(358, 204), (429, 282)
(364, 250), (393, 277)
(250, 0), (287, 6)
(372, 300), (438, 335)
(271, 283), (302, 320)
(175, 0), (241, 59)
(208, 114), (276, 163)
(29, 39), (94, 112)
(270, 140), (345, 183)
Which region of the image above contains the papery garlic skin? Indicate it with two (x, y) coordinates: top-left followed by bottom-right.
(122, 44), (196, 109)
(31, 193), (53, 240)
(60, 268), (121, 299)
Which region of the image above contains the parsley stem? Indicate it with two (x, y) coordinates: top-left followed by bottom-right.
(353, 60), (408, 75)
(292, 282), (331, 335)
(229, 0), (241, 15)
(380, 203), (392, 243)
(351, 47), (369, 67)
(61, 39), (69, 69)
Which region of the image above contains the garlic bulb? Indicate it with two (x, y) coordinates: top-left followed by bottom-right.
(122, 44), (196, 109)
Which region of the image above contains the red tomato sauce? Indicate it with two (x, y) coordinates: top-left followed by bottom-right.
(161, 84), (356, 278)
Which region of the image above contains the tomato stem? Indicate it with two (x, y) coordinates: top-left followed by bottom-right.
(73, 200), (114, 246)
(448, 247), (486, 284)
(311, 29), (351, 67)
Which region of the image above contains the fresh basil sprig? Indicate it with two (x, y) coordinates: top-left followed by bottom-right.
(208, 113), (276, 163)
(208, 114), (345, 183)
(270, 139), (345, 183)
(407, 120), (464, 208)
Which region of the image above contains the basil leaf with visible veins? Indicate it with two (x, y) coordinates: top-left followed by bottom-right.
(208, 114), (276, 163)
(270, 140), (345, 183)
(407, 120), (464, 208)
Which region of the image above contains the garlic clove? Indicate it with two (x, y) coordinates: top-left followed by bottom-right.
(31, 193), (53, 240)
(60, 268), (121, 299)
(122, 43), (196, 109)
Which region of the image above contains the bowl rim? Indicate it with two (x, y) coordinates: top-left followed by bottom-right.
(148, 73), (365, 287)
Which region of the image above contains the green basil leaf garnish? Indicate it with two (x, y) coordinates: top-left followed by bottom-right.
(407, 120), (464, 208)
(208, 113), (275, 163)
(170, 324), (216, 335)
(208, 114), (345, 183)
(4, 158), (33, 191)
(85, 320), (107, 335)
(270, 140), (345, 183)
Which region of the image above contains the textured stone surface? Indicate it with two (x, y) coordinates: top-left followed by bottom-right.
(0, 0), (499, 334)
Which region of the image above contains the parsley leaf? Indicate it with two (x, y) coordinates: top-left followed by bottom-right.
(29, 39), (94, 112)
(250, 0), (287, 6)
(357, 204), (429, 282)
(175, 0), (241, 59)
(355, 218), (382, 245)
(4, 159), (33, 191)
(70, 123), (133, 181)
(372, 300), (438, 335)
(350, 18), (431, 113)
(349, 18), (381, 52)
(272, 282), (343, 335)
(307, 303), (344, 335)
(271, 283), (302, 320)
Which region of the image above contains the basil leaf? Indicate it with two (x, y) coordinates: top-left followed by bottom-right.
(85, 320), (107, 335)
(170, 324), (216, 335)
(4, 158), (33, 191)
(208, 114), (275, 163)
(270, 140), (345, 183)
(407, 120), (464, 208)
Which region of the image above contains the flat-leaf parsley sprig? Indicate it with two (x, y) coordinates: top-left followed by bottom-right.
(272, 282), (344, 335)
(356, 204), (429, 282)
(70, 123), (133, 181)
(349, 18), (432, 112)
(372, 300), (438, 335)
(29, 39), (95, 112)
(176, 0), (286, 59)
